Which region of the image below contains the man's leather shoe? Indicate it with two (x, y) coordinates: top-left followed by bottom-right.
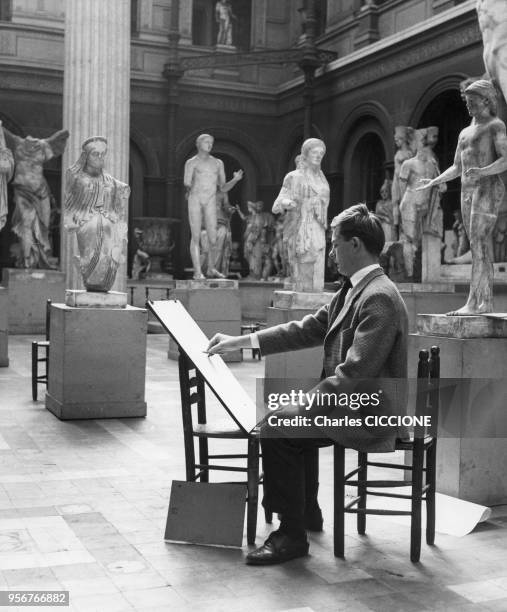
(304, 506), (323, 532)
(246, 530), (309, 565)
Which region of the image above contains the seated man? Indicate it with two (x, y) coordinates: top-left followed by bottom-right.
(207, 204), (408, 565)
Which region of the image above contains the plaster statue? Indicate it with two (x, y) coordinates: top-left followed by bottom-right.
(272, 154), (303, 282)
(399, 129), (440, 278)
(273, 139), (329, 292)
(215, 0), (235, 46)
(476, 0), (507, 106)
(271, 216), (286, 277)
(131, 228), (151, 280)
(243, 200), (266, 279)
(418, 80), (507, 315)
(215, 189), (241, 277)
(392, 126), (415, 238)
(374, 179), (397, 242)
(64, 136), (130, 292)
(423, 126), (446, 239)
(183, 133), (243, 280)
(0, 122), (14, 232)
(3, 127), (69, 268)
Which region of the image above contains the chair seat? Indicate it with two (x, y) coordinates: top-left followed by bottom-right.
(193, 423), (247, 438)
(395, 434), (434, 450)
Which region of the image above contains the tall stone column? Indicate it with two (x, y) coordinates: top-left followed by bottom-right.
(61, 0), (131, 292)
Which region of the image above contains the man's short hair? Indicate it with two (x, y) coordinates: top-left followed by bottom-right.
(330, 203), (385, 256)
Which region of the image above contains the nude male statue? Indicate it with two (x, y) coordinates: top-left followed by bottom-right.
(418, 80), (507, 315)
(183, 134), (243, 280)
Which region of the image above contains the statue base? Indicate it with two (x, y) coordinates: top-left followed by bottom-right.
(239, 279), (284, 322)
(65, 290), (127, 309)
(45, 304), (147, 419)
(0, 287), (8, 366)
(264, 290), (335, 381)
(417, 313), (507, 338)
(1, 268), (65, 334)
(168, 280), (242, 362)
(410, 317), (507, 505)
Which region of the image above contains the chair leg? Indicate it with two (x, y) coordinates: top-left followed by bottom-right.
(198, 437), (209, 483)
(246, 437), (259, 545)
(357, 451), (367, 535)
(31, 342), (38, 401)
(410, 444), (424, 562)
(334, 444), (345, 558)
(425, 442), (436, 545)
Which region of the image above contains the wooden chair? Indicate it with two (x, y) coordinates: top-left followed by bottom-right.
(334, 346), (440, 562)
(31, 299), (51, 401)
(178, 348), (272, 545)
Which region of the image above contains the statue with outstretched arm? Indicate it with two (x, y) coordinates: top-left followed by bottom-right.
(417, 80), (507, 315)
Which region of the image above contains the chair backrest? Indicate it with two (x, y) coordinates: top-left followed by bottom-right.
(414, 346), (440, 442)
(45, 299), (52, 341)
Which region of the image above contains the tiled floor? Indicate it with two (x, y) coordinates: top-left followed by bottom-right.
(1, 334), (507, 611)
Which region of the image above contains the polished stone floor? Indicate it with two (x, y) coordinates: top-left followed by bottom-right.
(1, 334), (507, 611)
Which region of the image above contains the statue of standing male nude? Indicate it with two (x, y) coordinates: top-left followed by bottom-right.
(183, 134), (243, 280)
(418, 80), (507, 315)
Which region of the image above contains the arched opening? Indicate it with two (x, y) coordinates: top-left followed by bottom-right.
(348, 132), (385, 209)
(416, 89), (469, 231)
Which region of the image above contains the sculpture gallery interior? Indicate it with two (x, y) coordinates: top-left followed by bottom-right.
(2, 0), (507, 610)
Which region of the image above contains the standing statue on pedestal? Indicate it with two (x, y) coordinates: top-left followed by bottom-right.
(0, 122), (14, 232)
(374, 179), (396, 242)
(398, 129), (440, 278)
(64, 136), (130, 292)
(184, 133), (243, 280)
(418, 80), (507, 315)
(3, 127), (69, 268)
(272, 155), (303, 282)
(392, 126), (415, 239)
(273, 139), (329, 292)
(215, 0), (235, 46)
(131, 228), (151, 280)
(243, 200), (266, 280)
(215, 189), (241, 277)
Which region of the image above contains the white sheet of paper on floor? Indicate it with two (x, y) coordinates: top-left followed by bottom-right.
(147, 300), (258, 433)
(346, 490), (491, 537)
(165, 480), (246, 548)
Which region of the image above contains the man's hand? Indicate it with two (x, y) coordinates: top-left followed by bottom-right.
(206, 333), (249, 355)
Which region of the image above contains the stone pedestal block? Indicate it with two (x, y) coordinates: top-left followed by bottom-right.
(46, 304), (147, 419)
(410, 324), (507, 505)
(0, 287), (8, 366)
(65, 290), (128, 308)
(2, 268), (65, 334)
(168, 280), (241, 362)
(264, 291), (335, 381)
(239, 280), (283, 322)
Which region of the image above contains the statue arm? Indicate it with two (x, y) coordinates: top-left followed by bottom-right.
(220, 159), (243, 193)
(417, 143), (462, 190)
(272, 173), (297, 213)
(45, 129), (70, 160)
(2, 126), (22, 153)
(183, 159), (194, 190)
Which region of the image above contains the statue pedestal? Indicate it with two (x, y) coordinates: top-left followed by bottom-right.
(2, 268), (65, 334)
(0, 287), (8, 366)
(239, 279), (283, 322)
(65, 290), (127, 308)
(264, 290), (335, 380)
(45, 304), (147, 420)
(410, 313), (507, 505)
(168, 279), (242, 362)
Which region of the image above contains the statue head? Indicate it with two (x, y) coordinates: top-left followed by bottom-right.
(301, 138), (326, 167)
(464, 79), (497, 116)
(414, 128), (427, 152)
(196, 133), (214, 153)
(394, 126), (413, 148)
(425, 126), (439, 148)
(82, 136), (108, 175)
(379, 178), (392, 200)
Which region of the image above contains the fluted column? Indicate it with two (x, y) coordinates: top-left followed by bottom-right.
(61, 0), (131, 292)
